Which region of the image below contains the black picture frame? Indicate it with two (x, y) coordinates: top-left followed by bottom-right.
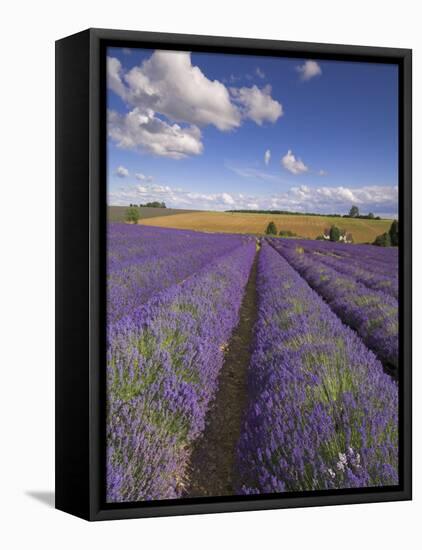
(55, 27), (412, 521)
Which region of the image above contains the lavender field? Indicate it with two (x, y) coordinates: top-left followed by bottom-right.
(106, 224), (399, 502)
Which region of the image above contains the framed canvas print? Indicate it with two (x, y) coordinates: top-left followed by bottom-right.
(55, 28), (412, 521)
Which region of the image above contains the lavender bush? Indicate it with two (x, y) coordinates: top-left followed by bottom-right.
(107, 240), (255, 502)
(270, 239), (398, 370)
(311, 252), (398, 299)
(236, 242), (398, 494)
(108, 224), (247, 324)
(280, 239), (398, 297)
(302, 239), (398, 278)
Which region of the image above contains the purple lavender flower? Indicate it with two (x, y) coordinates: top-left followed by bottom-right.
(236, 242), (398, 494)
(107, 227), (255, 502)
(107, 223), (248, 324)
(269, 238), (398, 370)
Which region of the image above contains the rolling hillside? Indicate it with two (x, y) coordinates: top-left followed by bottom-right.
(107, 205), (198, 222)
(136, 210), (392, 243)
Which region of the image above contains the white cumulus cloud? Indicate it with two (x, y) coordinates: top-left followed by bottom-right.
(108, 51), (241, 131)
(231, 84), (283, 125)
(108, 108), (203, 160)
(296, 60), (322, 81)
(108, 182), (398, 217)
(115, 165), (129, 177)
(221, 192), (235, 205)
(281, 150), (309, 175)
(135, 172), (153, 182)
(264, 149), (271, 165)
(107, 57), (128, 99)
(283, 184), (398, 215)
(107, 52), (283, 158)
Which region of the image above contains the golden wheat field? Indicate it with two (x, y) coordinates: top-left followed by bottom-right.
(137, 211), (391, 243)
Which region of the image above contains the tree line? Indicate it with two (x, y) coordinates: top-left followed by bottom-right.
(227, 205), (382, 220)
(264, 218), (398, 247)
(128, 201), (167, 209)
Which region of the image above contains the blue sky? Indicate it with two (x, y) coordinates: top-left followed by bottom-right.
(107, 46), (398, 217)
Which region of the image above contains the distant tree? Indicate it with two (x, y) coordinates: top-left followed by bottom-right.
(125, 206), (140, 224)
(279, 229), (297, 237)
(373, 232), (391, 247)
(367, 212), (375, 219)
(265, 221), (277, 235)
(375, 216), (381, 220)
(329, 225), (341, 242)
(389, 220), (399, 246)
(144, 201), (167, 208)
(349, 205), (360, 218)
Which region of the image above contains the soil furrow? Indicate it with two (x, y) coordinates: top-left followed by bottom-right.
(184, 250), (259, 497)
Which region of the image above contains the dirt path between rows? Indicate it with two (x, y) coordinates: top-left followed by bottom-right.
(184, 250), (259, 498)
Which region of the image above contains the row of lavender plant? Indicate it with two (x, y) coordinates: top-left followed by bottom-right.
(107, 223), (244, 273)
(107, 241), (256, 502)
(108, 224), (248, 324)
(236, 242), (398, 494)
(269, 239), (398, 371)
(305, 239), (398, 277)
(314, 252), (397, 299)
(281, 239), (398, 299)
(312, 238), (399, 263)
